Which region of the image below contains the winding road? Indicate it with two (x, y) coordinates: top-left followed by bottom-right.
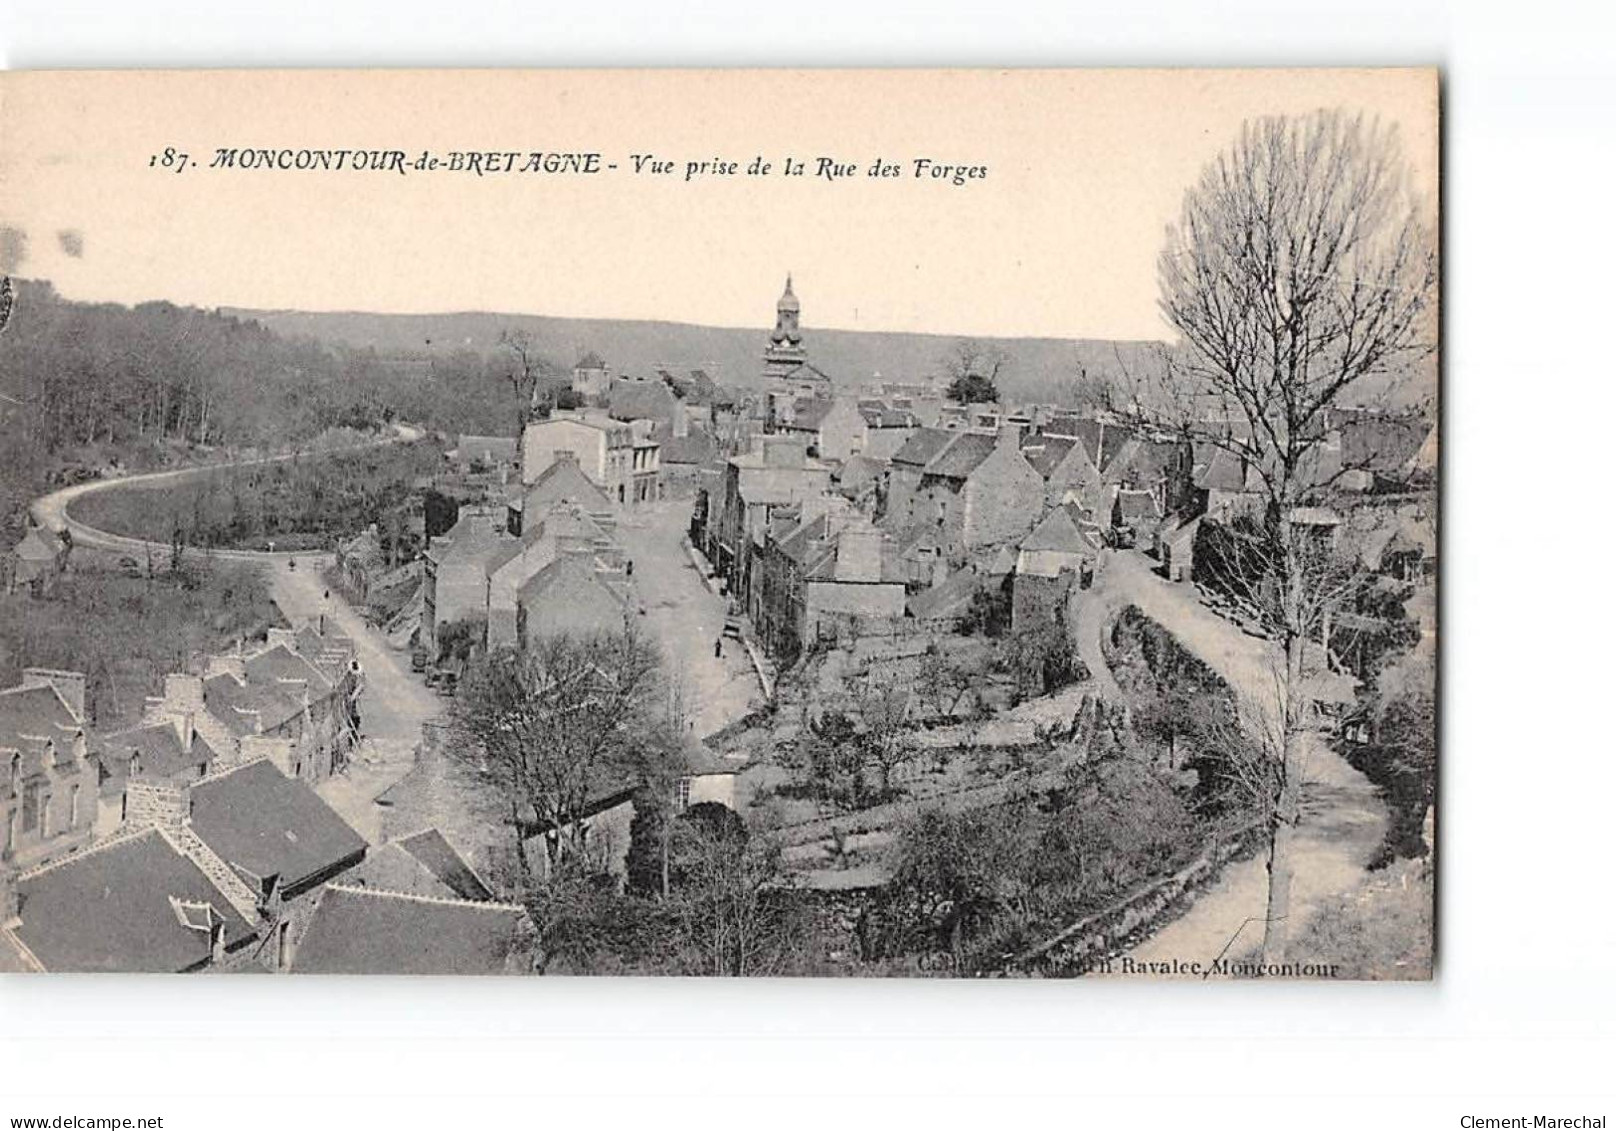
(28, 427), (439, 841)
(1074, 549), (1387, 973)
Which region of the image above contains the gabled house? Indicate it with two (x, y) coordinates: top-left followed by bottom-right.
(882, 427), (957, 530)
(1112, 488), (1164, 547)
(486, 501), (621, 648)
(421, 507), (512, 657)
(570, 351), (611, 403)
(777, 395), (867, 463)
(5, 526), (68, 596)
(516, 551), (631, 646)
(1012, 506), (1104, 633)
(915, 427), (1045, 561)
(1, 669), (98, 871)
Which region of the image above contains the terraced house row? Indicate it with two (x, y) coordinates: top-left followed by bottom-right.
(1, 622), (533, 974)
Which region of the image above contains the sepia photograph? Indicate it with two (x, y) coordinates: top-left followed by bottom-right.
(0, 67), (1438, 980)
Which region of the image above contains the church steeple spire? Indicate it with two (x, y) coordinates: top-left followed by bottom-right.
(772, 274), (802, 344)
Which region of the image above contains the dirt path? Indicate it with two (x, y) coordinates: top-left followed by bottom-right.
(1076, 550), (1388, 973)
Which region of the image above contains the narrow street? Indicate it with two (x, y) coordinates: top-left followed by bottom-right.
(269, 557), (440, 844)
(614, 496), (766, 739)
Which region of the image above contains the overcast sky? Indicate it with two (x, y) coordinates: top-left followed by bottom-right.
(1, 69), (1437, 342)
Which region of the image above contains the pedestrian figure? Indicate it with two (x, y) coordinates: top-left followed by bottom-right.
(627, 559), (634, 576)
(714, 638), (723, 659)
(324, 589), (330, 600)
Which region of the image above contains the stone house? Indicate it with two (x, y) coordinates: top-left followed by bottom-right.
(858, 404), (919, 461)
(508, 451), (614, 537)
(334, 524), (386, 605)
(881, 427), (957, 530)
(1, 669), (98, 871)
(915, 427), (1045, 562)
(516, 551), (631, 646)
(486, 501), (622, 649)
(753, 504), (905, 662)
(520, 410), (639, 505)
(570, 351), (612, 403)
(1111, 488), (1165, 548)
(186, 636), (359, 786)
(421, 506), (512, 657)
(1012, 506), (1102, 633)
(5, 526), (68, 596)
(777, 395), (867, 463)
(712, 436), (833, 605)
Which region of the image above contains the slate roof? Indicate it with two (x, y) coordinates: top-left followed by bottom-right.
(1020, 506), (1100, 555)
(0, 682), (81, 752)
(608, 378), (678, 424)
(890, 427), (956, 468)
(1115, 489), (1163, 523)
(524, 457), (613, 513)
(907, 567), (987, 621)
(289, 885), (529, 975)
(13, 827), (257, 972)
(423, 512), (510, 567)
(203, 671), (304, 737)
(1020, 435), (1077, 479)
(660, 430), (717, 465)
(100, 719), (218, 784)
(396, 828), (495, 902)
(922, 432), (998, 480)
(0, 683), (85, 779)
(1194, 447), (1250, 492)
(575, 351), (606, 370)
(1337, 411), (1429, 473)
(244, 644), (334, 696)
(515, 552), (627, 610)
(189, 759), (367, 894)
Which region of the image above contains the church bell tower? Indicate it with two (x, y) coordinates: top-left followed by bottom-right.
(763, 274), (808, 381)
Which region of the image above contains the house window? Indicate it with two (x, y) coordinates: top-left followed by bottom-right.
(277, 920), (290, 970)
(69, 784), (80, 828)
(39, 793), (51, 838)
(674, 777), (692, 812)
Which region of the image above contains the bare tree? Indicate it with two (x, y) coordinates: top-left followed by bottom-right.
(449, 629), (663, 882)
(847, 668), (917, 796)
(499, 328), (545, 421)
(1135, 111), (1437, 964)
(941, 338), (1009, 404)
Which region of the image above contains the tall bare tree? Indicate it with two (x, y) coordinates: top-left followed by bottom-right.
(1137, 110), (1436, 964)
(449, 629), (664, 882)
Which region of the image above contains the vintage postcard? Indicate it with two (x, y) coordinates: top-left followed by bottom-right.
(0, 68), (1437, 978)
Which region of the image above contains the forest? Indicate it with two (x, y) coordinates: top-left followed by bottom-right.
(0, 279), (556, 540)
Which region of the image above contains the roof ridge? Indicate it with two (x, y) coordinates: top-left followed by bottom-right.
(17, 824), (161, 880)
(324, 883), (523, 913)
(193, 755), (275, 788)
